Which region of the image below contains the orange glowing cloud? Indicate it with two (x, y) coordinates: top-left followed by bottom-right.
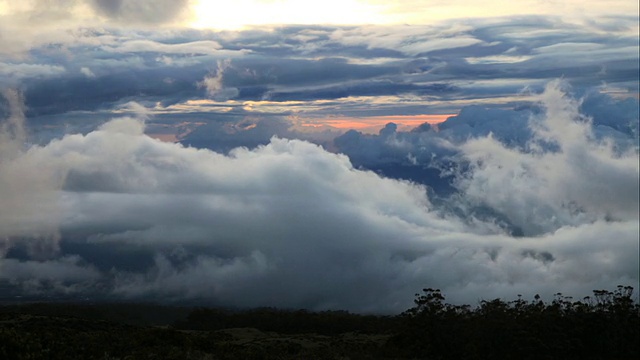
(300, 114), (453, 133)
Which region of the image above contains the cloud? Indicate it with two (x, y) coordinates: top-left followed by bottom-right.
(106, 39), (222, 55)
(329, 25), (483, 56)
(2, 18), (634, 121)
(332, 82), (638, 174)
(1, 81), (637, 312)
(454, 82), (638, 236)
(80, 67), (96, 78)
(90, 0), (192, 24)
(198, 59), (239, 101)
(0, 62), (66, 83)
(0, 90), (63, 259)
(333, 89), (638, 240)
(0, 256), (100, 295)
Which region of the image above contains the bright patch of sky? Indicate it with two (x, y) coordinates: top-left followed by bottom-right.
(188, 0), (639, 29)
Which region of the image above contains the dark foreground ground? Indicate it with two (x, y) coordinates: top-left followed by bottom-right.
(1, 286), (638, 359)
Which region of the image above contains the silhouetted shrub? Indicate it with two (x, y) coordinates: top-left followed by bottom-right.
(390, 285), (640, 360)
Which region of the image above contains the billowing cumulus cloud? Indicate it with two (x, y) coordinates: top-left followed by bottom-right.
(454, 82), (638, 236)
(1, 82), (637, 312)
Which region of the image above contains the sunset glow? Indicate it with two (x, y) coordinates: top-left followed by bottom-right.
(300, 114), (453, 133)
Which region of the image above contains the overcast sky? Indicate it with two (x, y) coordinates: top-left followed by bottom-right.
(0, 1), (638, 312)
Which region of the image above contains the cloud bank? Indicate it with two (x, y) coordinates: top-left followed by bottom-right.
(1, 2), (638, 312)
(1, 81), (637, 312)
(1, 16), (635, 123)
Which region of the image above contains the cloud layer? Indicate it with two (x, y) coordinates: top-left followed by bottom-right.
(1, 82), (637, 312)
(1, 16), (636, 121)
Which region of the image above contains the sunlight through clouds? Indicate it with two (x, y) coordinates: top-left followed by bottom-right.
(188, 0), (640, 29)
(190, 0), (390, 29)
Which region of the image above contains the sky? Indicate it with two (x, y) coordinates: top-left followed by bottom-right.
(0, 0), (639, 313)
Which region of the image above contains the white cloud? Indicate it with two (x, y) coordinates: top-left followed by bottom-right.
(107, 39), (222, 55)
(0, 0), (192, 56)
(198, 59), (239, 100)
(455, 81), (639, 235)
(80, 67), (96, 78)
(329, 24), (482, 56)
(1, 0), (637, 314)
(1, 81), (637, 312)
(0, 62), (66, 82)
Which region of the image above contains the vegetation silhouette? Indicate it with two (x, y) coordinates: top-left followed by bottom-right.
(1, 286), (638, 359)
(391, 285), (639, 359)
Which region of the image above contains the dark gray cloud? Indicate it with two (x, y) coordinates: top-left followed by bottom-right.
(90, 0), (191, 24)
(0, 17), (633, 120)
